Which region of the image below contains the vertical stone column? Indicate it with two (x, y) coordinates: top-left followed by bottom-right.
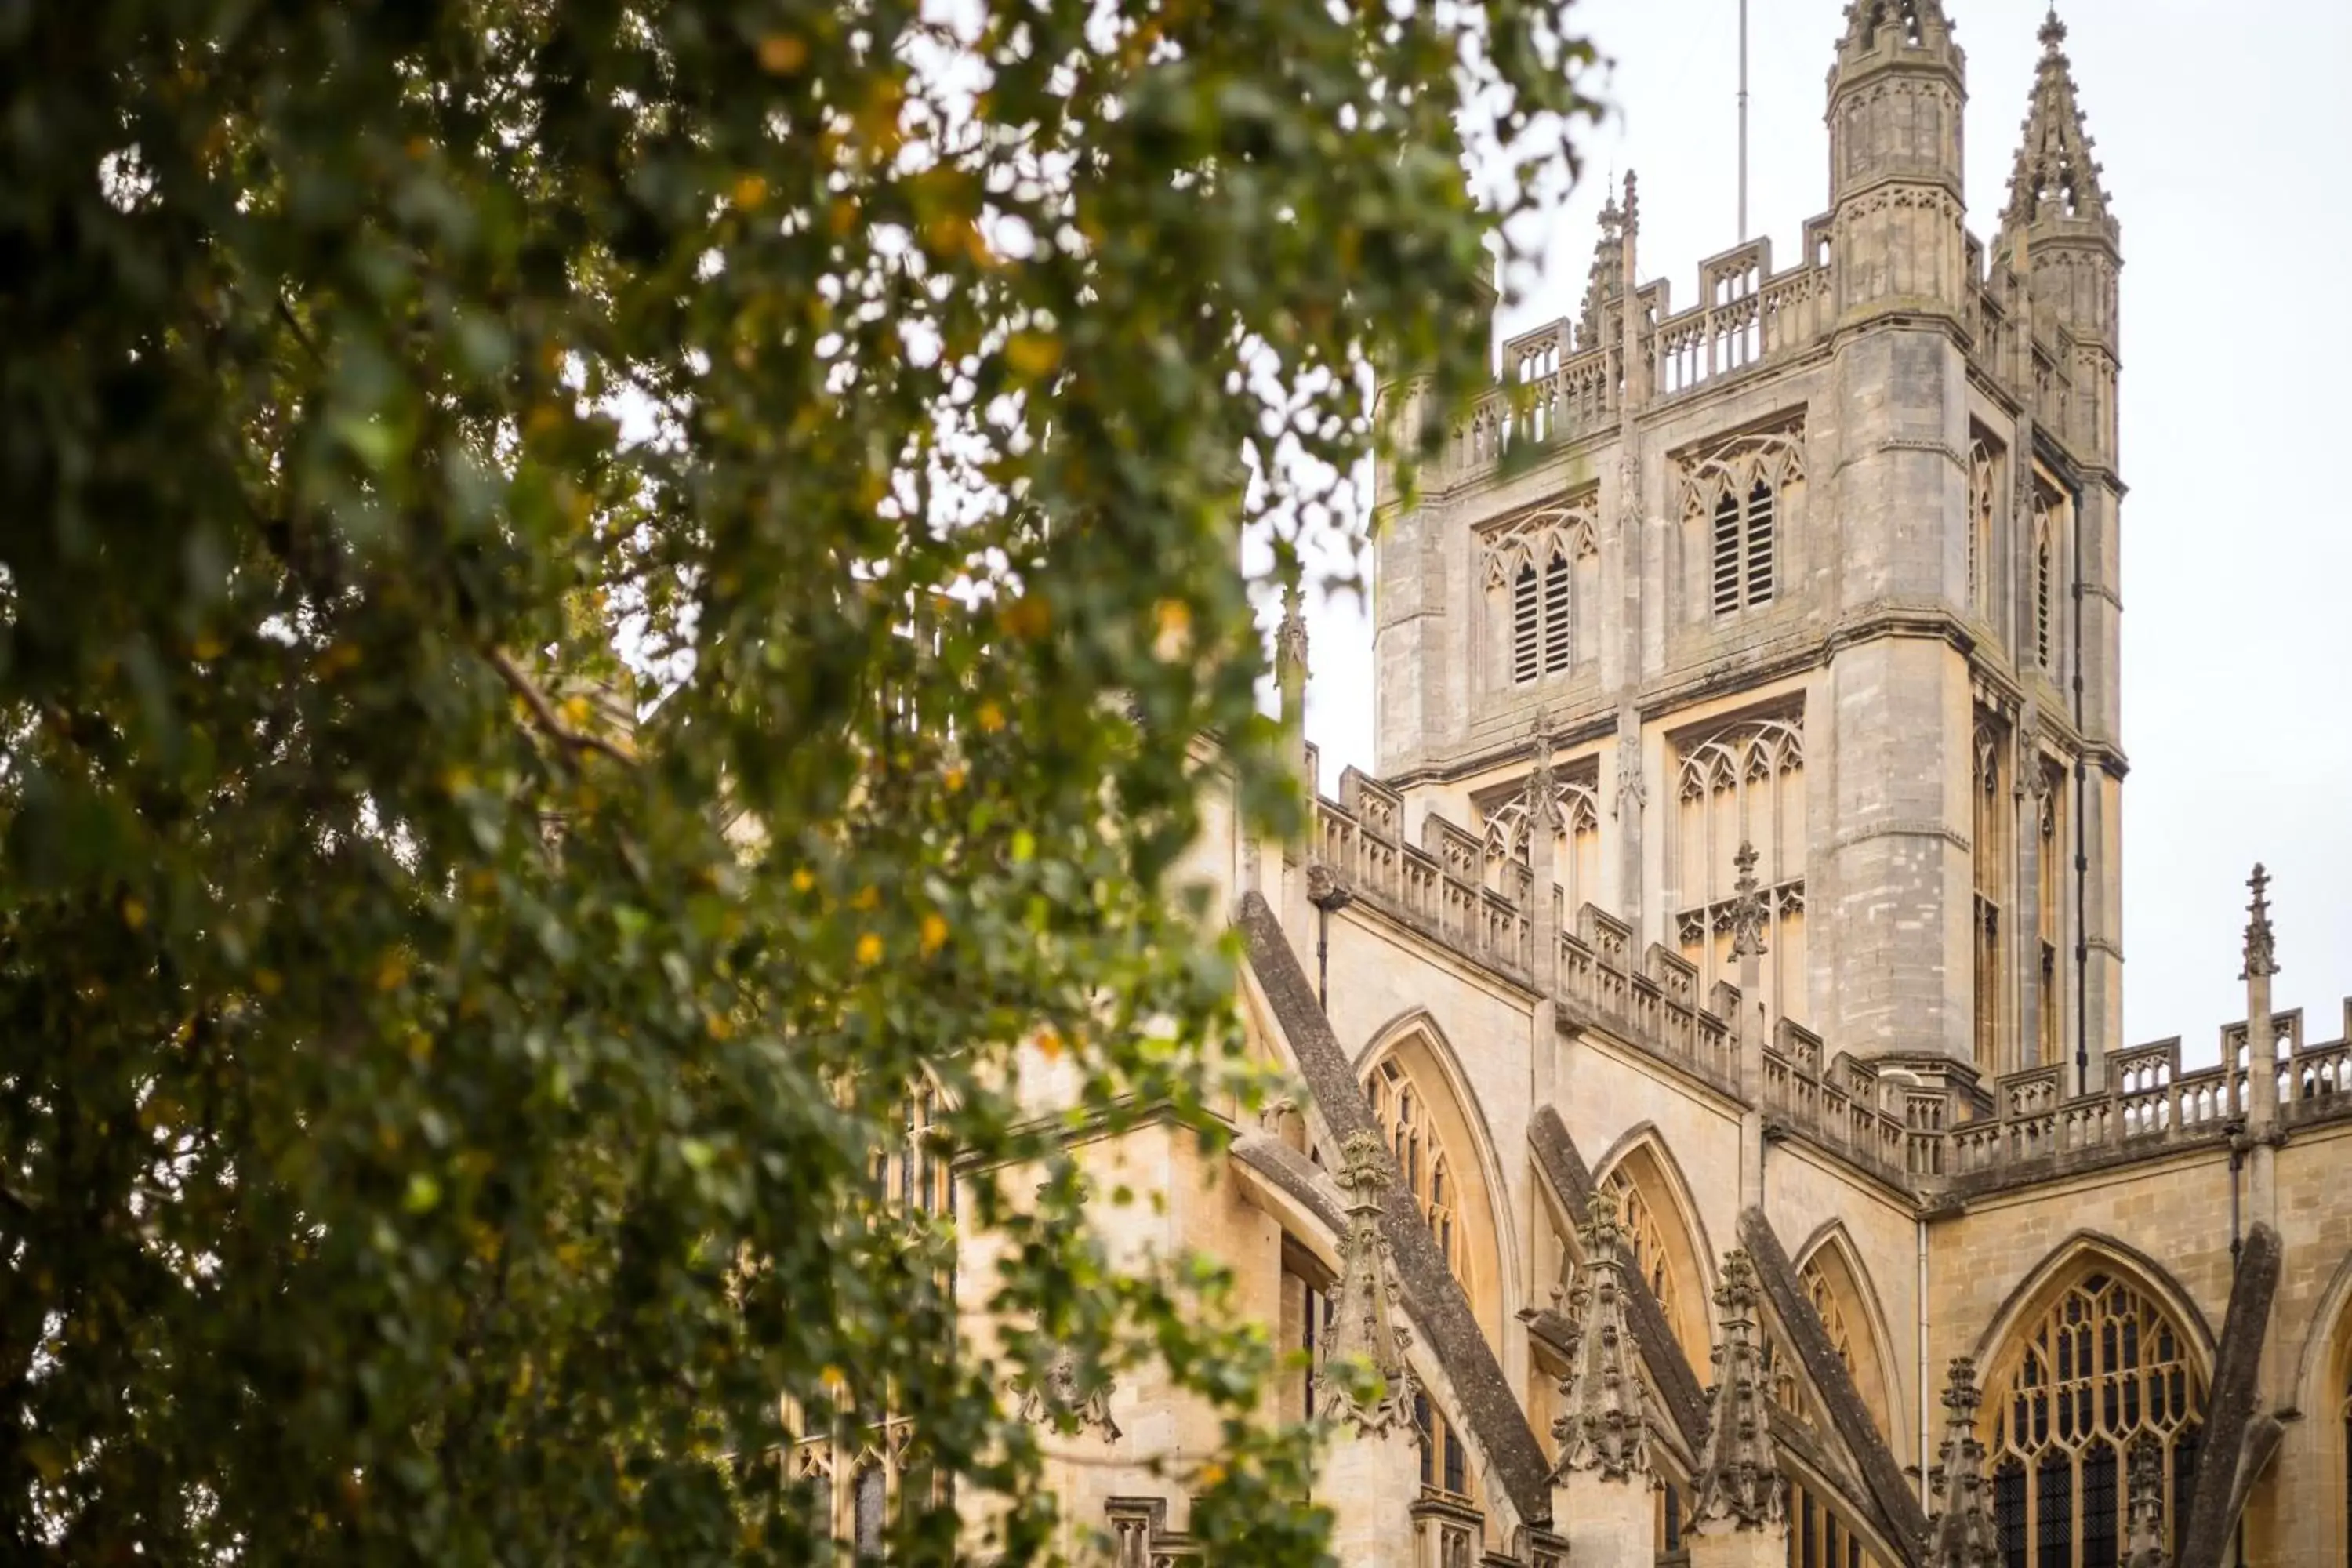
(1519, 713), (1566, 1107)
(1926, 1357), (1999, 1568)
(2241, 865), (2280, 1231)
(1730, 844), (1769, 1211)
(1273, 586), (1316, 956)
(2122, 1436), (2170, 1568)
(1319, 1131), (1423, 1568)
(1549, 1192), (1655, 1568)
(1684, 1250), (1787, 1568)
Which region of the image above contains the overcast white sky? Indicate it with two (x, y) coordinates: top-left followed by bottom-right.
(1289, 0), (2352, 1065)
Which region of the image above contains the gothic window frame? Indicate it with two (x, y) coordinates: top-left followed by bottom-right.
(1973, 718), (2012, 1078)
(1670, 713), (1808, 1018)
(1983, 1267), (2208, 1568)
(1968, 439), (1999, 620)
(1479, 766), (1604, 914)
(1680, 427), (1804, 620)
(1480, 500), (1598, 688)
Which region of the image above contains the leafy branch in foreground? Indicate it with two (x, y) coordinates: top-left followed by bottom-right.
(0, 0), (1598, 1562)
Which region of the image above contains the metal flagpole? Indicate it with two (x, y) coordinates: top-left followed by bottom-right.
(1737, 0), (1751, 239)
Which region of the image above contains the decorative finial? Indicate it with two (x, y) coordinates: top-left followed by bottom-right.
(1552, 1189), (1651, 1482)
(2123, 1436), (2170, 1568)
(2241, 862), (2278, 981)
(1928, 1358), (1999, 1568)
(1276, 580), (1309, 670)
(1686, 1250), (1784, 1535)
(2038, 6), (2067, 54)
(1730, 841), (1769, 960)
(1317, 1130), (1417, 1436)
(1621, 169), (1639, 238)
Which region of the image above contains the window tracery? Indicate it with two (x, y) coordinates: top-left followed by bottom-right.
(1969, 441), (1998, 618)
(1681, 430), (1803, 618)
(2033, 492), (2058, 673)
(1673, 716), (1808, 1023)
(1973, 720), (2012, 1077)
(1987, 1271), (2205, 1568)
(1482, 773), (1604, 915)
(1365, 1055), (1471, 1498)
(1482, 502), (1597, 686)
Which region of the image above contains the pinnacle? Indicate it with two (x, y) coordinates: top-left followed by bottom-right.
(2000, 3), (2113, 238)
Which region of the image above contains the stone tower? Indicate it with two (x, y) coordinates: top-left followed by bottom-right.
(1369, 0), (2123, 1083)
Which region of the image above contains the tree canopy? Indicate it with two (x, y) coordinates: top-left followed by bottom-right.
(0, 1), (1595, 1561)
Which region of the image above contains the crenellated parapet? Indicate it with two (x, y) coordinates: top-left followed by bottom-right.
(1310, 776), (2352, 1203)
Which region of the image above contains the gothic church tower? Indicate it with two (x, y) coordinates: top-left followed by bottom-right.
(1370, 0), (2123, 1085)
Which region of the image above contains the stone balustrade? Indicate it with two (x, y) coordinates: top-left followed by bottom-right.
(1312, 783), (2352, 1200)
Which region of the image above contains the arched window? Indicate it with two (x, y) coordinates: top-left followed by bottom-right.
(1986, 1271), (2205, 1567)
(1969, 441), (1998, 618)
(1672, 716), (1808, 1025)
(1682, 428), (1802, 621)
(1483, 503), (1597, 688)
(1366, 1054), (1472, 1498)
(2033, 492), (2058, 673)
(1482, 772), (1604, 919)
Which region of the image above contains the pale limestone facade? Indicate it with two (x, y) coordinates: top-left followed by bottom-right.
(797, 6), (2352, 1568)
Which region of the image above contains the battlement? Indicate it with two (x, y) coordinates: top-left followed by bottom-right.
(1309, 768), (2352, 1202)
(1425, 212), (2110, 498)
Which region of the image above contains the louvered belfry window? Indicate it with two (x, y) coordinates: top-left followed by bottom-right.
(1711, 477), (1777, 615)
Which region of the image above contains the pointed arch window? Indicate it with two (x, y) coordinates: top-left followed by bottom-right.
(1987, 1271), (2206, 1567)
(1483, 503), (1596, 687)
(1683, 428), (1802, 621)
(1672, 715), (1809, 1025)
(1969, 441), (1998, 618)
(1973, 720), (2012, 1077)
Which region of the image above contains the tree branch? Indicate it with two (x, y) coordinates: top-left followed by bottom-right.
(485, 648), (636, 771)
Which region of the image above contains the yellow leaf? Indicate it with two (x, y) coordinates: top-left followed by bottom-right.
(1034, 1027), (1064, 1061)
(560, 694), (593, 727)
(315, 641), (361, 677)
(254, 967), (284, 996)
(977, 701), (1006, 734)
(791, 868), (816, 894)
(820, 1364), (848, 1393)
(121, 896), (147, 931)
(376, 952), (409, 993)
(407, 1031), (434, 1065)
(1199, 1461), (1226, 1488)
(920, 913), (948, 956)
(1004, 332), (1061, 380)
(999, 594), (1050, 640)
(856, 931), (884, 966)
(706, 1010), (734, 1041)
(192, 633), (226, 661)
(757, 34), (808, 75)
(1152, 598), (1192, 661)
(942, 766), (967, 794)
(851, 884), (879, 911)
(732, 173), (768, 212)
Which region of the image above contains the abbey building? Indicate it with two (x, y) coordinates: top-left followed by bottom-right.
(877, 5), (2352, 1566)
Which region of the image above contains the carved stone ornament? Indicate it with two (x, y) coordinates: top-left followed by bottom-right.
(1551, 1189), (1652, 1483)
(1729, 841), (1769, 960)
(1686, 1250), (1785, 1535)
(1611, 732), (1646, 821)
(1317, 1129), (1418, 1438)
(1011, 1343), (1123, 1442)
(1927, 1357), (1999, 1568)
(1274, 582), (1310, 679)
(2241, 862), (2278, 982)
(2123, 1434), (2169, 1568)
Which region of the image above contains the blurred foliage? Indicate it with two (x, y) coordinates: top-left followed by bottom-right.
(0, 0), (1596, 1562)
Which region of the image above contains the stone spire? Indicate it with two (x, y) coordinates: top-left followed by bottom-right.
(1577, 183), (1627, 352)
(2123, 1435), (2169, 1568)
(1552, 1190), (1652, 1481)
(1687, 1250), (1784, 1536)
(2000, 9), (2114, 242)
(1926, 1358), (2000, 1568)
(1318, 1129), (1417, 1436)
(2241, 862), (2278, 982)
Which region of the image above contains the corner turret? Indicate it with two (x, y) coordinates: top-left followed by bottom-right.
(1824, 0), (1969, 321)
